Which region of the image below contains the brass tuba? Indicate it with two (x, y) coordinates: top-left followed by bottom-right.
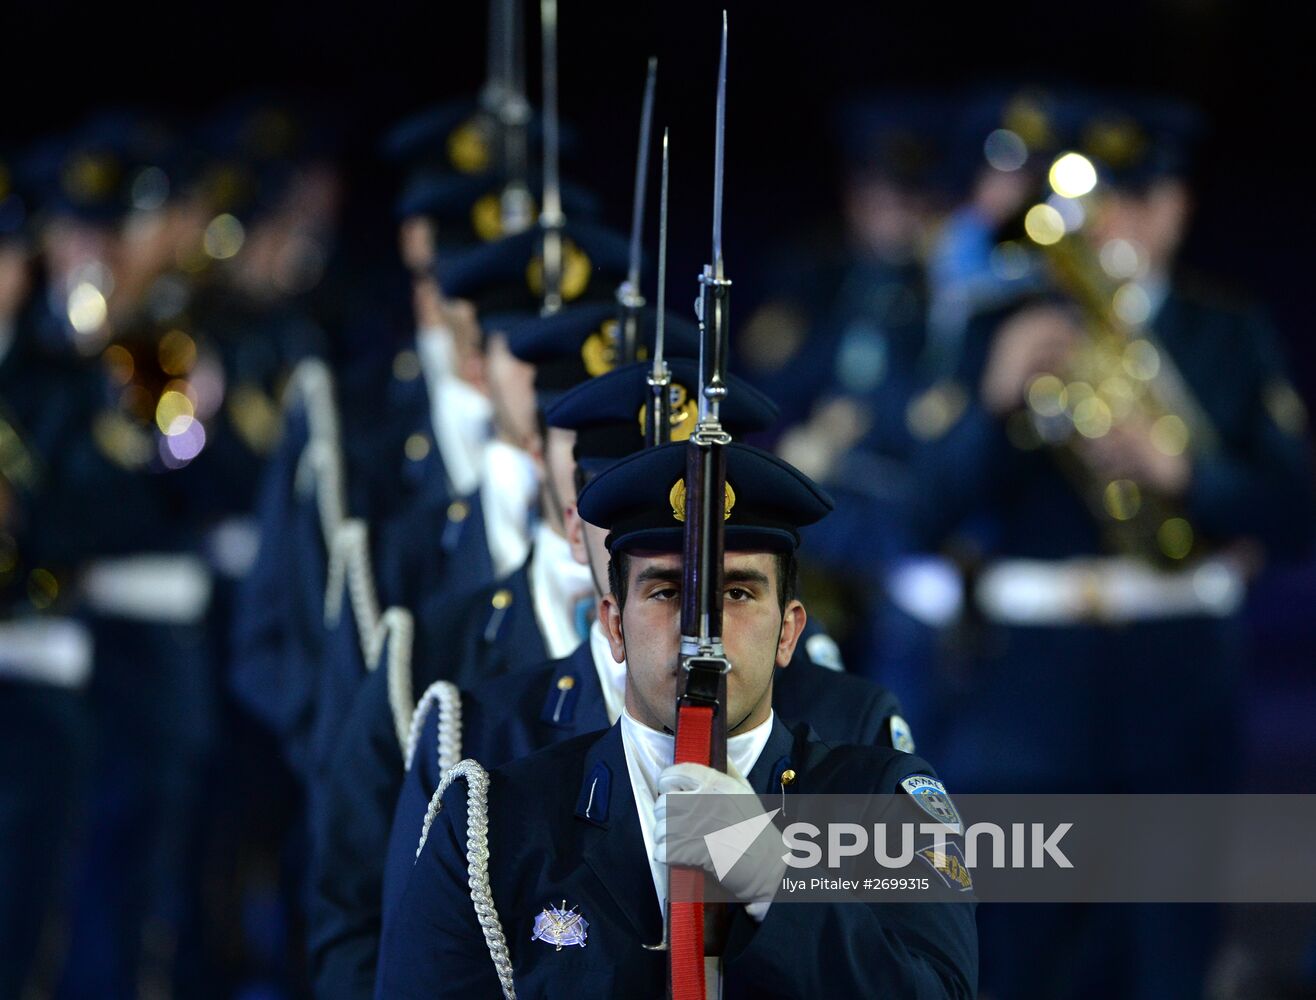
(1004, 151), (1217, 565)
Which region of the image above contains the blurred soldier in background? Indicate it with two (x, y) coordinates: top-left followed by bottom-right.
(905, 92), (1315, 999)
(1, 148), (95, 999)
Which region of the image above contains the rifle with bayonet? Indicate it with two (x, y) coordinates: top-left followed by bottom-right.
(667, 13), (734, 999)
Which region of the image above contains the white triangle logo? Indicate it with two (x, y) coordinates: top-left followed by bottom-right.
(703, 808), (781, 881)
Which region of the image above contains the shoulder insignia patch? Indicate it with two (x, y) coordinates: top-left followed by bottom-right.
(900, 774), (961, 832)
(805, 633), (844, 672)
(889, 714), (916, 754)
(917, 841), (973, 892)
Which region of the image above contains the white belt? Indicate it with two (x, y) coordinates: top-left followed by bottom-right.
(889, 555), (1246, 627)
(82, 554), (213, 624)
(0, 617), (93, 688)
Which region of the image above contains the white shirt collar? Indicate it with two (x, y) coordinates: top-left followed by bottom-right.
(528, 522), (595, 660)
(415, 325), (490, 497)
(479, 440), (537, 579)
(588, 619), (626, 725)
(619, 706), (776, 922)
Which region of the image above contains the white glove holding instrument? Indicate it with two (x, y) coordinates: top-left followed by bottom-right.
(653, 762), (785, 922)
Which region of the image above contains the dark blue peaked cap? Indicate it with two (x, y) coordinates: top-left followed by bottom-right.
(436, 219), (631, 314)
(395, 170), (601, 248)
(1071, 93), (1203, 189)
(491, 303), (699, 404)
(547, 359), (779, 474)
(381, 99), (574, 173)
(577, 441), (833, 554)
(16, 111), (180, 223)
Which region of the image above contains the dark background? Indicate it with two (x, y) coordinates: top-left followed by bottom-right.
(3, 0), (1310, 390)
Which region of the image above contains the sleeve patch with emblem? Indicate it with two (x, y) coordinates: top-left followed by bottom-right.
(900, 774), (962, 833)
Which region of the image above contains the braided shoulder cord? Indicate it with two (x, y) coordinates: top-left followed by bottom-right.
(378, 607), (417, 751)
(285, 358), (346, 546)
(419, 760), (517, 1000)
(323, 519), (382, 646)
(404, 679), (463, 773)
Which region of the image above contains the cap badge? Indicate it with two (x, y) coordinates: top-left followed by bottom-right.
(527, 238), (592, 302)
(447, 117), (492, 174)
(669, 477), (735, 523)
(637, 382), (696, 441)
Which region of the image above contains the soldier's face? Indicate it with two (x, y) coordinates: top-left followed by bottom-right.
(601, 550), (806, 737)
(484, 331), (540, 453)
(1089, 179), (1190, 274)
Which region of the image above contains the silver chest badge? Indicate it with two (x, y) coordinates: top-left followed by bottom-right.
(532, 901), (588, 950)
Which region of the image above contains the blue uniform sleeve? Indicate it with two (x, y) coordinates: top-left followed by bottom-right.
(229, 408), (323, 771)
(380, 702), (446, 927)
(307, 667), (405, 1000)
(1184, 316), (1315, 558)
(721, 754), (977, 998)
(375, 784), (505, 999)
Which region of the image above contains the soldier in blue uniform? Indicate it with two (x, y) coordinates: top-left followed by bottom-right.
(0, 156), (96, 998)
(376, 356), (918, 946)
(378, 441), (977, 997)
(306, 297), (709, 1000)
(906, 95), (1316, 998)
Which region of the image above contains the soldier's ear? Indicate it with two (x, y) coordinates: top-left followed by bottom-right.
(775, 600), (807, 669)
(599, 593), (626, 663)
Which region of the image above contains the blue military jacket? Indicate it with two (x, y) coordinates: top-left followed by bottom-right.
(378, 720), (977, 998)
(380, 639), (909, 931)
(307, 563), (546, 998)
(311, 591), (903, 1000)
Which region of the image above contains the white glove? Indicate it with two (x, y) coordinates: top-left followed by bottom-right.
(654, 762), (785, 922)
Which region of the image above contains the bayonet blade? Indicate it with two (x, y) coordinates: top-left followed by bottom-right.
(539, 0), (563, 313)
(654, 127), (670, 374)
(626, 57), (658, 298)
(712, 9), (727, 278)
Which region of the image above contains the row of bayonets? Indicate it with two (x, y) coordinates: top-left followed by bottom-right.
(478, 0), (733, 454)
(481, 3), (737, 977)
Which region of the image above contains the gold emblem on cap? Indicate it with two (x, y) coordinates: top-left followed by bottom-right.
(470, 191), (539, 243)
(637, 383), (696, 440)
(526, 239), (592, 302)
(447, 118), (492, 175)
(669, 477), (735, 523)
(1082, 116), (1147, 169)
(1002, 95), (1053, 150)
(581, 320), (619, 377)
(63, 152), (121, 202)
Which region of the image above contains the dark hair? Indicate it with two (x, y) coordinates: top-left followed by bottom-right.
(608, 548), (797, 616)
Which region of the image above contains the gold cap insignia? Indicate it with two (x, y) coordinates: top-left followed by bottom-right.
(447, 118), (492, 175)
(527, 239), (592, 302)
(63, 152), (121, 203)
(669, 477), (735, 523)
(1003, 96), (1053, 151)
(471, 191), (537, 243)
(1082, 116), (1147, 169)
(637, 382), (696, 440)
(581, 320), (650, 377)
